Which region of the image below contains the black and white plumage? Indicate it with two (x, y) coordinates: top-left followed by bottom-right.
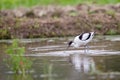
(67, 32), (94, 53)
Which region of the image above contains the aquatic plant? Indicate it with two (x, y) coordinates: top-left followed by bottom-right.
(0, 29), (10, 39)
(13, 74), (33, 80)
(106, 29), (117, 35)
(43, 59), (54, 80)
(5, 39), (32, 75)
(95, 24), (103, 30)
(69, 11), (78, 17)
(106, 10), (116, 17)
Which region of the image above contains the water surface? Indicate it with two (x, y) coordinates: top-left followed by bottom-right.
(0, 36), (120, 80)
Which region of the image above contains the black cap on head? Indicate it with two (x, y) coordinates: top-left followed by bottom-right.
(67, 41), (73, 49)
(69, 41), (73, 46)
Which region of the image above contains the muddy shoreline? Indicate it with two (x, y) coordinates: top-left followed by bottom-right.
(0, 4), (120, 39)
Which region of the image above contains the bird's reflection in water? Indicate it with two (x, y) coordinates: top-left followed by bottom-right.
(69, 53), (96, 73)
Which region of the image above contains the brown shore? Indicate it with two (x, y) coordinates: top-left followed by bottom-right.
(0, 4), (120, 39)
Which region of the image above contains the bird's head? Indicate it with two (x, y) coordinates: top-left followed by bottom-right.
(91, 32), (94, 36)
(67, 41), (73, 49)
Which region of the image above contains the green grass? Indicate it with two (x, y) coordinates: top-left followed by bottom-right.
(5, 39), (32, 75)
(0, 0), (120, 9)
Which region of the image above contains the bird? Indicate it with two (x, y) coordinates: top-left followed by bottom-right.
(67, 32), (94, 53)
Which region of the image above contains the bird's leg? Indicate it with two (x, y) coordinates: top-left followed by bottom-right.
(84, 45), (89, 53)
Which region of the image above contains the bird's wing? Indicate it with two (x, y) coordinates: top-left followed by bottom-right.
(79, 33), (91, 41)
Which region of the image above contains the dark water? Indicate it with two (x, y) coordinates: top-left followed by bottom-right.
(0, 36), (120, 80)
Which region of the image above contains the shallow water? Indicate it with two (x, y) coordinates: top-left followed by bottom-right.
(0, 36), (120, 80)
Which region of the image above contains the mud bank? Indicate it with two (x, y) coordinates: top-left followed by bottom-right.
(0, 4), (120, 39)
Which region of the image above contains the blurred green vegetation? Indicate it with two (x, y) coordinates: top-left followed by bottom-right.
(0, 0), (120, 9)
